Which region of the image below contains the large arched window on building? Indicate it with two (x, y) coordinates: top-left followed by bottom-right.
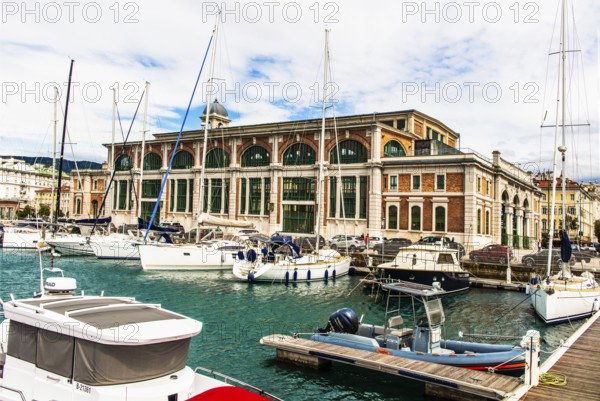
(435, 206), (446, 232)
(241, 145), (270, 167)
(388, 205), (398, 229)
(115, 154), (132, 171)
(143, 152), (161, 171)
(410, 205), (421, 231)
(330, 140), (368, 164)
(172, 150), (193, 169)
(205, 148), (230, 168)
(383, 140), (407, 157)
(283, 143), (316, 165)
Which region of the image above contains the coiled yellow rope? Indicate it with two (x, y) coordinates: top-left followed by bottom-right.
(539, 371), (567, 386)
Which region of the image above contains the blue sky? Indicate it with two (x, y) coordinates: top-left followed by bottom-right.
(0, 0), (598, 180)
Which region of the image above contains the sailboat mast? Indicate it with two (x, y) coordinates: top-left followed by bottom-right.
(50, 86), (58, 224)
(137, 81), (150, 222)
(196, 17), (219, 243)
(315, 29), (330, 254)
(558, 0), (569, 277)
(53, 59), (74, 233)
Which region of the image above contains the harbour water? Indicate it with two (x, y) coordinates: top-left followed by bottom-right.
(0, 249), (582, 400)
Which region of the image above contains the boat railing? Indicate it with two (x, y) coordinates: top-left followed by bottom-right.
(193, 366), (283, 401)
(0, 385), (26, 401)
(389, 253), (464, 272)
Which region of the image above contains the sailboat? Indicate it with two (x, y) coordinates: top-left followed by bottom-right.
(138, 15), (253, 271)
(232, 30), (351, 282)
(531, 0), (600, 325)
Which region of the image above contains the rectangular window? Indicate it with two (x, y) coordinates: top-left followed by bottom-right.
(224, 179), (230, 214)
(477, 209), (482, 234)
(263, 178), (270, 215)
(570, 194), (575, 201)
(329, 176), (336, 218)
(240, 178), (246, 214)
(248, 178), (262, 215)
(389, 175), (398, 191)
(359, 176), (367, 219)
(176, 179), (187, 212)
(169, 179), (175, 212)
(283, 177), (314, 201)
(118, 180), (128, 210)
(342, 177), (356, 218)
(142, 180), (161, 198)
(477, 177), (482, 193)
(203, 179), (209, 213)
(210, 178), (222, 214)
(412, 175), (421, 191)
(486, 181), (490, 196)
(397, 119), (406, 130)
(436, 174), (445, 191)
(188, 179), (194, 213)
(485, 210), (490, 235)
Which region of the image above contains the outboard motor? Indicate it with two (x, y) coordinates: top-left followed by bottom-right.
(322, 307), (359, 334)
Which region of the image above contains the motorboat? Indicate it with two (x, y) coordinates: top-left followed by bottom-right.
(233, 235), (350, 283)
(307, 281), (529, 374)
(376, 243), (470, 295)
(0, 251), (281, 401)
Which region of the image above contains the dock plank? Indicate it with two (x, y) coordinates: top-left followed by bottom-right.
(261, 335), (522, 400)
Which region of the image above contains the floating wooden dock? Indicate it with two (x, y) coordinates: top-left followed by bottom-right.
(508, 309), (600, 401)
(261, 335), (522, 400)
(469, 278), (527, 292)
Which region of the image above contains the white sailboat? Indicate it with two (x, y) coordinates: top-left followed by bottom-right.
(138, 16), (253, 271)
(531, 0), (600, 325)
(232, 30), (350, 282)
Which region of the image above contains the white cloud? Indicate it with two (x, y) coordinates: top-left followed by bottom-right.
(0, 0), (598, 180)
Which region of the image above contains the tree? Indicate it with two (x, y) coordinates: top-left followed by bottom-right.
(15, 205), (33, 219)
(38, 204), (50, 218)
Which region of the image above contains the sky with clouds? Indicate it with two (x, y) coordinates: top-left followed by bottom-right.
(0, 0), (598, 180)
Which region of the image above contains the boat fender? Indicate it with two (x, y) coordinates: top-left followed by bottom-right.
(376, 348), (391, 355)
(415, 351), (424, 355)
(307, 270), (311, 281)
(466, 353), (477, 357)
(324, 270), (329, 281)
(432, 353), (441, 356)
(248, 271), (255, 282)
(448, 353), (457, 357)
(293, 271), (297, 281)
(333, 268), (336, 279)
(285, 271), (289, 284)
(593, 298), (599, 312)
(525, 284), (530, 295)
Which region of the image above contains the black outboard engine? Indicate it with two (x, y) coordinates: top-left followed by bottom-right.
(322, 307), (359, 334)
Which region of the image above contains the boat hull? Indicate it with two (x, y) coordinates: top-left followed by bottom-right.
(531, 280), (600, 325)
(1, 230), (43, 249)
(378, 268), (470, 295)
(91, 235), (140, 260)
(45, 236), (95, 256)
(138, 243), (240, 271)
(233, 253), (351, 283)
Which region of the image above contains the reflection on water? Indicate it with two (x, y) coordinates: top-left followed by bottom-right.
(0, 249), (583, 400)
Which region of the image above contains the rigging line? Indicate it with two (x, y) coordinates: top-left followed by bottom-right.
(143, 29), (215, 242)
(494, 288), (538, 323)
(92, 89), (145, 235)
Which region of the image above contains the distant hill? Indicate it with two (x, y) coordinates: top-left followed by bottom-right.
(1, 156), (102, 173)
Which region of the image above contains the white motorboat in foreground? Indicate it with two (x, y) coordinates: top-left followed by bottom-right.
(0, 266), (280, 401)
(233, 236), (350, 283)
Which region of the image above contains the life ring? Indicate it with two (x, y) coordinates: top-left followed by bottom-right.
(376, 347), (391, 355)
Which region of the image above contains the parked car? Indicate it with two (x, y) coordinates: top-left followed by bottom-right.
(521, 249), (573, 267)
(372, 237), (412, 257)
(416, 236), (465, 259)
(329, 235), (366, 252)
(469, 244), (514, 264)
(366, 236), (387, 248)
(293, 235), (326, 251)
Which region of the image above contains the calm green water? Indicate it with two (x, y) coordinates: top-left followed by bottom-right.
(0, 250), (582, 401)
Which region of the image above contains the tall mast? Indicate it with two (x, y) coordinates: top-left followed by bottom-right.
(196, 16), (219, 243)
(315, 29), (330, 254)
(53, 59), (74, 233)
(137, 81), (150, 221)
(50, 86), (58, 224)
(558, 0), (568, 277)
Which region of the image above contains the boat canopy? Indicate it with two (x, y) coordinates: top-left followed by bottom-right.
(197, 213), (254, 228)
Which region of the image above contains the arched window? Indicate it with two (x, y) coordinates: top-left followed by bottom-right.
(477, 209), (482, 234)
(172, 150), (193, 169)
(91, 200), (98, 217)
(383, 140), (407, 157)
(388, 205), (398, 229)
(205, 148), (230, 168)
(283, 143), (316, 165)
(435, 206), (446, 232)
(115, 154), (132, 171)
(241, 145), (270, 167)
(143, 152), (161, 171)
(410, 205), (421, 231)
(330, 140), (368, 164)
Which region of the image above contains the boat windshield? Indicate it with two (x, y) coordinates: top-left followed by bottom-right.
(424, 299), (445, 326)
